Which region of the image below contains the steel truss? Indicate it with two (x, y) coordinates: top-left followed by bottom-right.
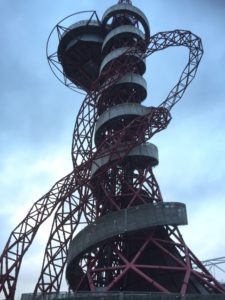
(196, 257), (225, 282)
(1, 3), (223, 299)
(68, 228), (224, 294)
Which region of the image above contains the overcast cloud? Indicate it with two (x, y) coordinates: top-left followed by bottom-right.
(0, 0), (225, 299)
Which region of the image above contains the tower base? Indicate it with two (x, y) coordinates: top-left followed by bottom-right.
(21, 291), (225, 300)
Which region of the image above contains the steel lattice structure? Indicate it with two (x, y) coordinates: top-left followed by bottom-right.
(1, 1), (225, 299)
(196, 257), (225, 282)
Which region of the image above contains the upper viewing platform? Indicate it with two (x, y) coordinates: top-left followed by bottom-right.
(47, 1), (150, 93)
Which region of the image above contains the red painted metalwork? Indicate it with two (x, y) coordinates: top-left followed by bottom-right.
(1, 1), (225, 299)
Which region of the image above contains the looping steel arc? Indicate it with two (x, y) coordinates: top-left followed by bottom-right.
(1, 1), (224, 300)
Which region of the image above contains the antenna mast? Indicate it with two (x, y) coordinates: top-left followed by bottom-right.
(118, 0), (132, 4)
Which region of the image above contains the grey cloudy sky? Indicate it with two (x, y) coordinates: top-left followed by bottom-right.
(0, 0), (225, 299)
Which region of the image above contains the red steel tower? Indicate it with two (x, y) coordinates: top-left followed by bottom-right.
(1, 1), (225, 299)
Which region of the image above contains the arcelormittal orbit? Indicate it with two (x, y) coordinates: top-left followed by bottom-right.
(1, 0), (225, 299)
